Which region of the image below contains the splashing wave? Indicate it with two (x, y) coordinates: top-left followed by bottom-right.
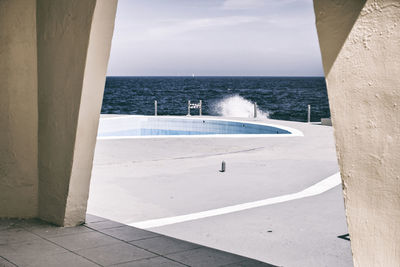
(213, 95), (269, 118)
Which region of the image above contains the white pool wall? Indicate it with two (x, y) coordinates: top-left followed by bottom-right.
(97, 115), (304, 139)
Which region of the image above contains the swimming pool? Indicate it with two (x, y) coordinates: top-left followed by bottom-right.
(97, 116), (303, 138)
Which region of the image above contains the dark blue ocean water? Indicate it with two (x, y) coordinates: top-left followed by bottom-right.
(102, 76), (330, 122)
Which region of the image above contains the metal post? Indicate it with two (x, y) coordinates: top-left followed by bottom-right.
(220, 161), (226, 172)
(154, 100), (157, 116)
(307, 104), (311, 123)
(254, 102), (257, 118)
(187, 100), (191, 116)
(199, 100), (202, 116)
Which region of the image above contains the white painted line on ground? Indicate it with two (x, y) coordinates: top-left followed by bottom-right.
(128, 172), (341, 229)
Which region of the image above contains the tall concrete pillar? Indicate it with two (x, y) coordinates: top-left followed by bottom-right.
(314, 0), (400, 266)
(0, 0), (38, 218)
(0, 0), (117, 226)
(37, 0), (118, 226)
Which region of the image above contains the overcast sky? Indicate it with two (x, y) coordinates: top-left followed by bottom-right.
(107, 0), (324, 76)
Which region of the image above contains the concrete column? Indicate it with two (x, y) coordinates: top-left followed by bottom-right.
(314, 0), (400, 266)
(0, 0), (38, 218)
(0, 0), (117, 225)
(63, 0), (119, 226)
(37, 0), (118, 226)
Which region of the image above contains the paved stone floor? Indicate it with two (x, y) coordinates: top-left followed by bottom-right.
(0, 214), (276, 267)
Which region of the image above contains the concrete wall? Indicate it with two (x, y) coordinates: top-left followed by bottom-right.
(314, 0), (400, 266)
(0, 0), (117, 226)
(0, 0), (38, 218)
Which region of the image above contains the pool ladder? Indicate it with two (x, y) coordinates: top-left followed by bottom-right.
(187, 100), (202, 116)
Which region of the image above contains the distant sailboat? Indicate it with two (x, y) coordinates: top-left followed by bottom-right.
(192, 73), (195, 78)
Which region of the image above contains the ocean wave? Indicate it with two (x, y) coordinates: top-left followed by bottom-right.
(213, 95), (269, 118)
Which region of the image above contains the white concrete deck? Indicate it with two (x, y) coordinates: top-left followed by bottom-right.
(87, 115), (352, 267)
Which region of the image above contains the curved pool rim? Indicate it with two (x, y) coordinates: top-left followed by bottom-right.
(97, 115), (304, 139)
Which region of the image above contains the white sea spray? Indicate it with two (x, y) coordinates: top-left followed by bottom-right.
(214, 95), (269, 118)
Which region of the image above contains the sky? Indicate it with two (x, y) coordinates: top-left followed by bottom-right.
(106, 0), (324, 76)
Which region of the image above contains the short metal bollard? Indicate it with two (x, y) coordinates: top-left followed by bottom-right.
(154, 100), (157, 116)
(307, 104), (311, 123)
(220, 161), (226, 172)
(187, 100), (191, 116)
(199, 100), (202, 116)
(254, 102), (257, 118)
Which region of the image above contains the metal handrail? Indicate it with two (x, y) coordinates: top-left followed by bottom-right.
(187, 100), (202, 116)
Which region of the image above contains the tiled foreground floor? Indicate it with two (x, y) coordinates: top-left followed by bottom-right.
(0, 215), (276, 267)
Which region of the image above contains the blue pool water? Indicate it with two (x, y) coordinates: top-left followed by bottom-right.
(98, 116), (294, 137)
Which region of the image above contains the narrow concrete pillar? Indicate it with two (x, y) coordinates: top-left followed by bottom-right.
(63, 0), (119, 226)
(0, 0), (38, 218)
(314, 0), (400, 266)
(37, 0), (118, 226)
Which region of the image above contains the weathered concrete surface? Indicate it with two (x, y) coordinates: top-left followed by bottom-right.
(314, 0), (400, 266)
(36, 0), (117, 226)
(314, 0), (366, 75)
(0, 0), (38, 218)
(88, 116), (351, 266)
(0, 0), (117, 226)
(63, 0), (118, 227)
(37, 0), (97, 227)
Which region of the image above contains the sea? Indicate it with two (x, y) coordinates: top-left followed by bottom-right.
(101, 76), (330, 122)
